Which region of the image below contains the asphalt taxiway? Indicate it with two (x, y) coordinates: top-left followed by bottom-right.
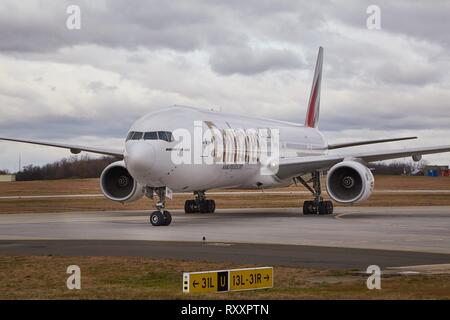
(0, 206), (449, 269)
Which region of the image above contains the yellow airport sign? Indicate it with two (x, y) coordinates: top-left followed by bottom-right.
(229, 267), (273, 291)
(183, 267), (273, 293)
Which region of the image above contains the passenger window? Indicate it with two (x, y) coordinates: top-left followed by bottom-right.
(144, 132), (158, 140)
(131, 132), (143, 140)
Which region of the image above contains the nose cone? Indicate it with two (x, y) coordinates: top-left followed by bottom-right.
(125, 142), (155, 180)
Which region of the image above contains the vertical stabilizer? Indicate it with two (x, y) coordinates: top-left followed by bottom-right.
(305, 47), (323, 128)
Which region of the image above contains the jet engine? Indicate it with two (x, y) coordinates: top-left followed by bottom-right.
(100, 161), (145, 203)
(326, 160), (374, 204)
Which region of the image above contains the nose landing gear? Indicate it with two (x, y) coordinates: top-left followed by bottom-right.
(150, 210), (171, 226)
(184, 191), (216, 214)
(148, 187), (172, 226)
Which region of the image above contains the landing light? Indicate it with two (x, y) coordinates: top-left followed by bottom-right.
(269, 160), (278, 168)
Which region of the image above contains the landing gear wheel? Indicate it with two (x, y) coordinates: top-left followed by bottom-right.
(184, 200), (196, 214)
(208, 200), (216, 213)
(326, 201), (333, 215)
(185, 199), (215, 214)
(150, 211), (164, 226)
(199, 201), (209, 213)
(185, 200), (199, 214)
(318, 201), (333, 215)
(303, 200), (317, 215)
(199, 200), (215, 213)
(298, 172), (333, 216)
(162, 210), (172, 225)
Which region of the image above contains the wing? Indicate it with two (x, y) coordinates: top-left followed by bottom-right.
(276, 145), (450, 180)
(327, 136), (417, 150)
(0, 137), (123, 158)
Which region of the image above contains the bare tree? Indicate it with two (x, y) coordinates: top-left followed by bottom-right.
(15, 155), (119, 181)
(369, 160), (428, 175)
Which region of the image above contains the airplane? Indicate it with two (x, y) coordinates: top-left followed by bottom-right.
(2, 47), (450, 227)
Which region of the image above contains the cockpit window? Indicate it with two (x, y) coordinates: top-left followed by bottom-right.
(144, 132), (158, 140)
(131, 132), (143, 140)
(126, 131), (134, 141)
(127, 131), (173, 142)
(157, 131), (173, 142)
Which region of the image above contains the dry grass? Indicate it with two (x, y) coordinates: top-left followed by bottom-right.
(0, 176), (449, 214)
(0, 175), (449, 196)
(0, 179), (100, 196)
(1, 193), (450, 214)
(0, 255), (449, 299)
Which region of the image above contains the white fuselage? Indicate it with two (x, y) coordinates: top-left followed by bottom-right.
(124, 106), (327, 192)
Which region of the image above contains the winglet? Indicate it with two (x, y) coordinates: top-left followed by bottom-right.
(305, 47), (323, 128)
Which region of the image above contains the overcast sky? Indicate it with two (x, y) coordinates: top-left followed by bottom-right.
(1, 0), (450, 171)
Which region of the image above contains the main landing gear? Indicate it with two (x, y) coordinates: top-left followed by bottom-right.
(185, 191), (216, 214)
(295, 171), (334, 215)
(149, 187), (172, 226)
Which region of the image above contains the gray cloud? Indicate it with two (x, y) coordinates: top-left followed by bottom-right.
(0, 0), (238, 52)
(86, 81), (117, 93)
(1, 0), (450, 170)
(210, 46), (305, 75)
(328, 0), (450, 49)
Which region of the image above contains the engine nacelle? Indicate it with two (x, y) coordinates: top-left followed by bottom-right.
(100, 161), (144, 203)
(326, 160), (374, 204)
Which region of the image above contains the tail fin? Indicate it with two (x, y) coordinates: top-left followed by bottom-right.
(305, 47), (323, 128)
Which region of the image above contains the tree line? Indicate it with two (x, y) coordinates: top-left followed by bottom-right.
(14, 155), (119, 181)
(0, 157), (428, 181)
(369, 160), (427, 175)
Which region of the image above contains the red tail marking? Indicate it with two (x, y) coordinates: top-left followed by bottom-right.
(306, 82), (318, 127)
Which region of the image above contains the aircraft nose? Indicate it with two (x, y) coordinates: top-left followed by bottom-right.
(125, 142), (155, 177)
